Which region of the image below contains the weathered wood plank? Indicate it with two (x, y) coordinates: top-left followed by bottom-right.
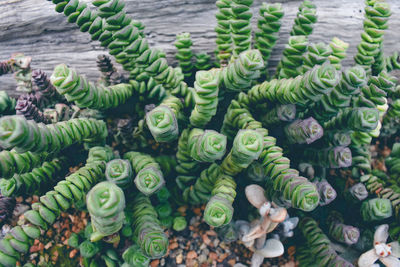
(0, 0), (399, 96)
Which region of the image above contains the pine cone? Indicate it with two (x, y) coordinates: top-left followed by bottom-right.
(0, 61), (12, 76)
(15, 94), (50, 123)
(0, 195), (16, 225)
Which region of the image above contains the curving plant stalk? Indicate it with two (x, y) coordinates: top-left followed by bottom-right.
(0, 150), (50, 179)
(260, 104), (296, 128)
(105, 159), (133, 189)
(290, 0), (317, 37)
(182, 163), (222, 204)
(204, 174), (236, 227)
(0, 157), (67, 197)
(220, 49), (264, 92)
(327, 211), (360, 245)
(215, 0), (233, 65)
(130, 77), (166, 103)
(323, 107), (379, 132)
(0, 146), (113, 267)
(188, 128), (227, 162)
(195, 53), (212, 71)
(124, 151), (165, 196)
(254, 3), (284, 70)
(304, 146), (352, 168)
(301, 42), (332, 74)
(314, 65), (367, 121)
(0, 115), (107, 153)
(316, 180), (337, 206)
(275, 35), (308, 78)
(284, 117), (323, 145)
(345, 183), (369, 202)
(122, 244), (150, 267)
(204, 129), (263, 227)
(174, 32), (194, 78)
(131, 194), (168, 259)
(250, 64), (340, 107)
(190, 69), (220, 127)
(354, 0), (391, 75)
(50, 64), (133, 109)
(87, 181), (126, 241)
(222, 94), (320, 211)
(384, 51), (400, 72)
(361, 198), (393, 221)
(48, 0), (186, 93)
(146, 95), (183, 142)
(298, 217), (355, 267)
(175, 128), (202, 177)
(328, 37), (349, 70)
(230, 0), (253, 59)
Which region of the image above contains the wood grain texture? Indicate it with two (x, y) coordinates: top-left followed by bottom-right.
(0, 0), (399, 96)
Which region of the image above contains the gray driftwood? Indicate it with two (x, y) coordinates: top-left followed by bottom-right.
(0, 0), (399, 96)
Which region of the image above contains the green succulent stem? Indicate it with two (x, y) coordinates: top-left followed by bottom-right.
(0, 115), (107, 153)
(0, 146), (113, 267)
(124, 151), (165, 196)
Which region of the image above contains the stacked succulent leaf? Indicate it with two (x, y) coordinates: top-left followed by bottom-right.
(0, 0), (400, 266)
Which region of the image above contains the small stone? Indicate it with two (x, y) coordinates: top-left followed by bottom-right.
(200, 243), (207, 250)
(187, 251), (198, 260)
(13, 204), (29, 217)
(234, 264), (247, 267)
(206, 230), (217, 236)
(202, 234), (211, 245)
(150, 259), (160, 267)
(169, 241), (179, 250)
(177, 206), (187, 214)
(160, 258), (165, 266)
(213, 239), (220, 247)
(44, 241), (52, 250)
(176, 253), (183, 264)
(69, 249), (77, 258)
(193, 207), (201, 216)
(209, 252), (218, 261)
(30, 245), (40, 253)
(198, 254), (207, 263)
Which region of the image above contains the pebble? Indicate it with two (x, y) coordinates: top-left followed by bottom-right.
(234, 264), (247, 267)
(13, 204), (29, 216)
(213, 238), (220, 247)
(150, 260), (160, 267)
(198, 254), (207, 263)
(209, 252), (218, 261)
(187, 251), (198, 259)
(202, 234), (211, 245)
(169, 241), (179, 250)
(176, 253), (183, 264)
(202, 248), (209, 255)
